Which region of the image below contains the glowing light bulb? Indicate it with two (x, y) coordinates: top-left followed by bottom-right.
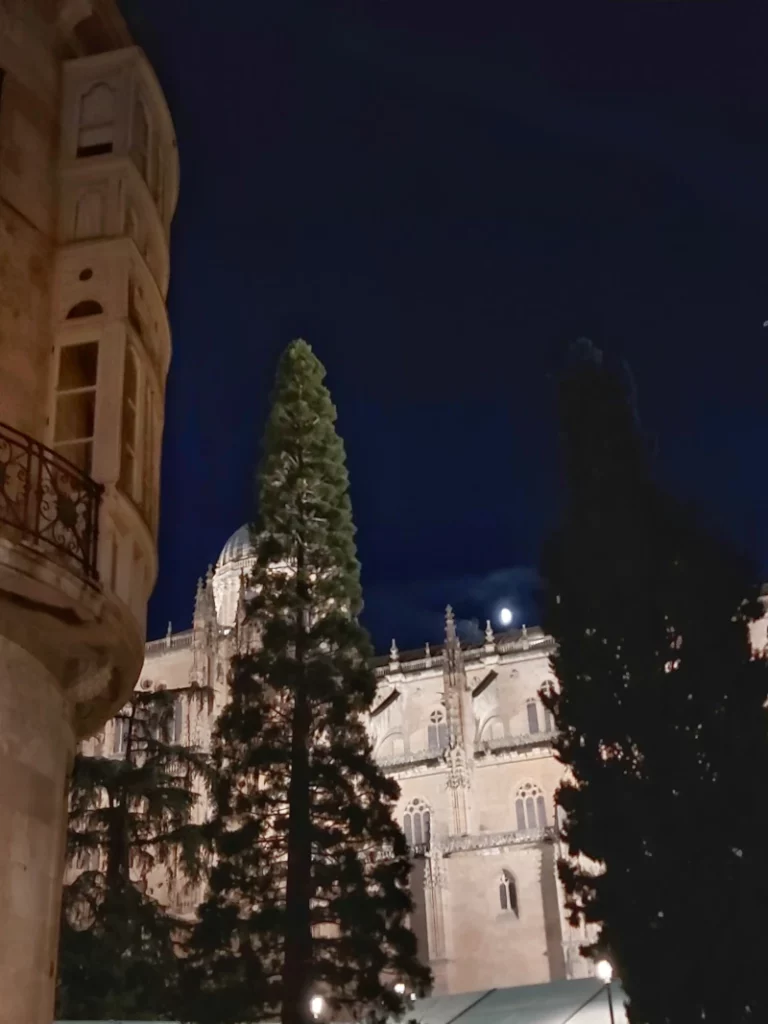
(394, 983), (406, 995)
(499, 607), (513, 627)
(310, 996), (325, 1018)
(596, 959), (613, 984)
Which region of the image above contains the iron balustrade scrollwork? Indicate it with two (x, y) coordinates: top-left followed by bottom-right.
(0, 420), (102, 580)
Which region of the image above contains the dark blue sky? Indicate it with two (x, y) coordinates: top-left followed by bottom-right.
(127, 1), (768, 649)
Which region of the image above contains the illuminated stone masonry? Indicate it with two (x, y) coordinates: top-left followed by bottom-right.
(81, 526), (615, 996)
(0, 4), (178, 1020)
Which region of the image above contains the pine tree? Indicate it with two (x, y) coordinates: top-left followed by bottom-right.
(180, 340), (430, 1024)
(542, 339), (768, 1023)
(57, 684), (211, 1021)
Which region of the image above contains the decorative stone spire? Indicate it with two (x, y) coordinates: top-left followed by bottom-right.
(425, 642), (432, 668)
(165, 620), (173, 648)
(389, 638), (400, 671)
(442, 603), (473, 836)
(521, 623), (529, 650)
(484, 619), (495, 651)
(444, 605), (458, 647)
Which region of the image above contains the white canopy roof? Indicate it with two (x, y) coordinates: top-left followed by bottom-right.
(56, 977), (627, 1024)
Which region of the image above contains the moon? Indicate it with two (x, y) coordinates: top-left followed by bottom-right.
(499, 607), (513, 627)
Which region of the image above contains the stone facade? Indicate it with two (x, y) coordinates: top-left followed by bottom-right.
(0, 4), (177, 1020)
(88, 529), (768, 995)
(86, 526), (609, 996)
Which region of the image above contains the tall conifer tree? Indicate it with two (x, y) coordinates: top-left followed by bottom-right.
(542, 339), (768, 1023)
(57, 684), (211, 1020)
(181, 340), (430, 1024)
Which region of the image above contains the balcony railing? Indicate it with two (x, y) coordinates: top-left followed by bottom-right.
(0, 420), (102, 580)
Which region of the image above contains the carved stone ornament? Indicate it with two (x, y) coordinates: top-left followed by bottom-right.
(441, 826), (556, 855)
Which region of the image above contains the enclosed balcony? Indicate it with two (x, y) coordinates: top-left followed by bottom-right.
(0, 419), (102, 581)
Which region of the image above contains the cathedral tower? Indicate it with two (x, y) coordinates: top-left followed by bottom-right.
(0, 4), (177, 1020)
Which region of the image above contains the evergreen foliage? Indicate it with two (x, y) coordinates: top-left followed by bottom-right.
(541, 339), (768, 1023)
(56, 684), (211, 1021)
(180, 340), (430, 1024)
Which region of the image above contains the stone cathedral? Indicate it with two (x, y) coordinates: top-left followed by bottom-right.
(85, 525), (605, 995)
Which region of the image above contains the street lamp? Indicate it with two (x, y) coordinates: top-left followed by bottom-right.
(595, 960), (615, 1024)
(310, 996), (325, 1019)
(394, 983), (406, 995)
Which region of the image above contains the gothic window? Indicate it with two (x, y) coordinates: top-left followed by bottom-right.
(542, 681), (556, 733)
(427, 708), (449, 750)
(515, 781), (547, 831)
(53, 340), (99, 472)
(526, 700), (540, 734)
(172, 696), (183, 744)
(403, 798), (431, 853)
(499, 870), (519, 916)
(481, 717), (504, 742)
(77, 82), (115, 157)
(377, 733), (404, 759)
(113, 714), (128, 755)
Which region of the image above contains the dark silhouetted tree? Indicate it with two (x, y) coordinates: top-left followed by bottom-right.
(542, 339), (768, 1023)
(180, 340), (430, 1024)
(57, 684), (211, 1021)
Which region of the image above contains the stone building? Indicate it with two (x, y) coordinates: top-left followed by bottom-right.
(89, 525), (602, 996)
(0, 3), (177, 1020)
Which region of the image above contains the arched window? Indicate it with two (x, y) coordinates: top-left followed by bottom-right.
(427, 708), (449, 750)
(113, 714), (128, 756)
(515, 781), (547, 831)
(78, 82), (115, 157)
(542, 681), (556, 733)
(66, 300), (103, 319)
(403, 798), (431, 853)
(172, 696), (183, 744)
(377, 733), (405, 759)
(481, 717), (504, 742)
(499, 870), (519, 916)
(526, 700), (540, 734)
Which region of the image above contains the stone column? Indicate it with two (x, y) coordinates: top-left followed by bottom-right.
(0, 635), (75, 1024)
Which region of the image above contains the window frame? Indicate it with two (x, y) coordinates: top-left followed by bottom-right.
(403, 798), (432, 854)
(514, 781), (548, 831)
(51, 336), (102, 474)
(118, 335), (161, 533)
(77, 81), (116, 158)
(526, 699), (540, 734)
(427, 708), (449, 751)
(498, 871), (519, 917)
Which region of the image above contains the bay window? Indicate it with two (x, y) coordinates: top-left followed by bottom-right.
(53, 340), (99, 472)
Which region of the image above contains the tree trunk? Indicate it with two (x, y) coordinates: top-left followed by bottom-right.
(281, 683), (313, 1024)
(282, 520), (313, 1024)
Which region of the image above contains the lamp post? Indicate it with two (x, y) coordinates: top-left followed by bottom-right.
(595, 960), (616, 1024)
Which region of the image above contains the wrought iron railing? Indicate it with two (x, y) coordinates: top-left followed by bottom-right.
(0, 420), (102, 580)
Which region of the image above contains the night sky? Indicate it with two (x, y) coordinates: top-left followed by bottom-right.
(126, 2), (768, 650)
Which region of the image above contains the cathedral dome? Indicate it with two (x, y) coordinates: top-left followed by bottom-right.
(217, 524), (256, 567)
(213, 524), (257, 628)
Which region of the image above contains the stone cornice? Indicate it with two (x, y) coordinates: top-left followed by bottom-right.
(440, 826), (556, 855)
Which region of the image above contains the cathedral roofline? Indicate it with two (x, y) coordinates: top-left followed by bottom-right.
(144, 623), (553, 666)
